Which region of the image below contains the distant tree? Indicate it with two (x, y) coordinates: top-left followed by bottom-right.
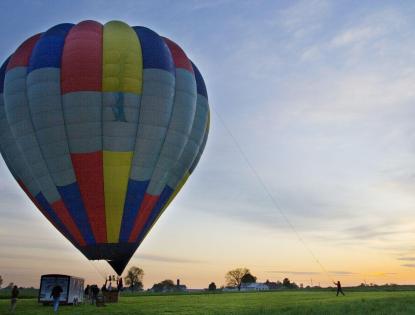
(124, 266), (144, 291)
(264, 280), (281, 290)
(241, 273), (257, 284)
(152, 281), (163, 292)
(290, 282), (299, 289)
(161, 279), (175, 288)
(225, 268), (250, 291)
(208, 282), (216, 291)
(6, 282), (14, 289)
(0, 275), (2, 288)
(282, 278), (291, 287)
(282, 278), (298, 289)
(151, 279), (176, 292)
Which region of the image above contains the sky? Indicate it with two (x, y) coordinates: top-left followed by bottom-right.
(2, 0), (415, 289)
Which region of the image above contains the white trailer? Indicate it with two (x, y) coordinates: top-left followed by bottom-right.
(38, 274), (84, 305)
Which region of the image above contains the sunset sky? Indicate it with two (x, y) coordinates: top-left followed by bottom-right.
(2, 0), (415, 289)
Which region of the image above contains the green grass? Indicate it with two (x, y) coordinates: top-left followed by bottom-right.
(0, 288), (38, 299)
(1, 290), (415, 314)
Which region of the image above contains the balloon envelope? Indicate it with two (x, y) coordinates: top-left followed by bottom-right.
(0, 20), (209, 275)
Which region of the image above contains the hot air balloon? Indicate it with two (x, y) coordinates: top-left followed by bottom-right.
(0, 20), (210, 275)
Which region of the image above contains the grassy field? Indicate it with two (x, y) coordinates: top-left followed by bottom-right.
(1, 290), (415, 314)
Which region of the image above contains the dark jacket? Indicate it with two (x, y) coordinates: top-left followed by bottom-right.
(51, 285), (63, 299)
(92, 285), (99, 296)
(11, 287), (19, 299)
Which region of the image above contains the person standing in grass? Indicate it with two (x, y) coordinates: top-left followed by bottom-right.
(10, 285), (19, 313)
(117, 277), (123, 292)
(50, 284), (63, 313)
(334, 281), (345, 296)
(84, 285), (90, 302)
(91, 285), (99, 305)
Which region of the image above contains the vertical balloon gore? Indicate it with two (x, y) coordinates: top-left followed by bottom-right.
(0, 20), (210, 275)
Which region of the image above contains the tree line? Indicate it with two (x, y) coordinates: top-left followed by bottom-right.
(223, 267), (299, 291)
(0, 266), (300, 292)
(122, 266), (300, 292)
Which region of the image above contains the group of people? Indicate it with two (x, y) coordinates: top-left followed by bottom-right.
(102, 276), (124, 292)
(9, 277), (123, 313)
(84, 276), (124, 305)
(84, 284), (100, 304)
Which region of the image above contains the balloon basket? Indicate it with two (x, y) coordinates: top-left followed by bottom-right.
(103, 291), (119, 303)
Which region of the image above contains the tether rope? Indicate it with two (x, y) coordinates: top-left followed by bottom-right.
(212, 107), (334, 284)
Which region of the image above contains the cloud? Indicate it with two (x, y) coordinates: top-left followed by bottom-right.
(333, 7), (406, 46)
(342, 224), (403, 241)
(397, 257), (415, 261)
(186, 0), (231, 11)
(136, 254), (206, 264)
(331, 25), (383, 48)
(266, 270), (320, 275)
(265, 270), (355, 276)
(209, 2), (415, 250)
(274, 0), (331, 38)
(369, 272), (397, 277)
(330, 271), (356, 275)
(401, 264), (415, 268)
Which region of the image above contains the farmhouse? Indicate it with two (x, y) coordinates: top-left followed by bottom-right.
(176, 279), (187, 292)
(223, 282), (271, 292)
(240, 282), (269, 291)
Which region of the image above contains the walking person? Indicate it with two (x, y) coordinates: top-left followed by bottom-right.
(91, 285), (99, 305)
(10, 285), (19, 313)
(50, 284), (63, 313)
(117, 277), (123, 292)
(84, 285), (90, 303)
(334, 281), (345, 296)
(101, 279), (108, 293)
